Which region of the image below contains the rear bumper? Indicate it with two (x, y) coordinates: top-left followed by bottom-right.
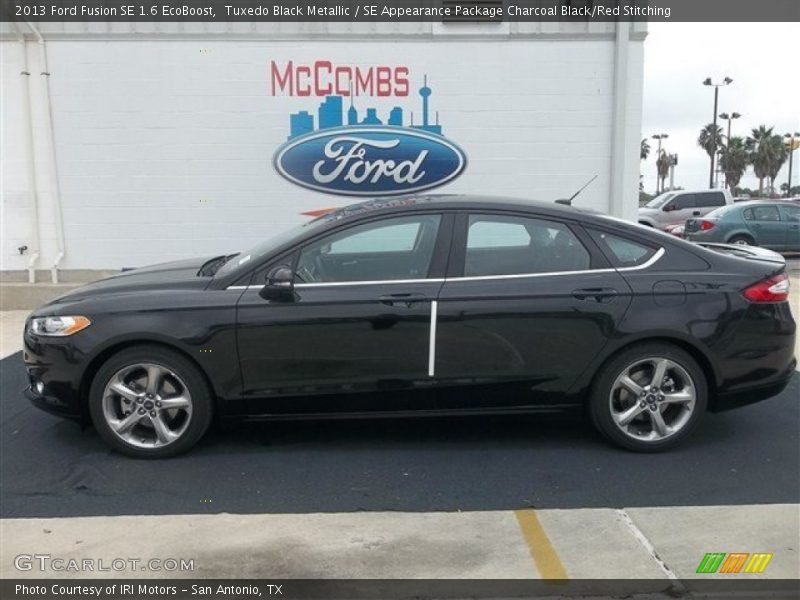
(711, 358), (796, 412)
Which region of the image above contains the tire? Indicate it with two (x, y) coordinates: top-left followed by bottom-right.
(589, 343), (707, 452)
(89, 345), (213, 458)
(728, 234), (754, 246)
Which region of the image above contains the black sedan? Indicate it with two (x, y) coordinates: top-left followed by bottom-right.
(23, 196), (796, 457)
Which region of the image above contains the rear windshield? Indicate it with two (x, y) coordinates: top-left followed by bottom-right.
(704, 205), (738, 219)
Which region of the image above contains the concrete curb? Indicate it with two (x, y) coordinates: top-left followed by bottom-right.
(2, 505), (798, 580)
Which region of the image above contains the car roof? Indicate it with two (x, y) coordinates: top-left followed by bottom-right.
(314, 194), (591, 223)
(731, 199), (798, 207)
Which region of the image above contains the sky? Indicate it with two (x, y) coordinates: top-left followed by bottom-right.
(641, 22), (800, 195)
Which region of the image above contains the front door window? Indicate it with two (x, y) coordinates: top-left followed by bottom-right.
(296, 215), (442, 283)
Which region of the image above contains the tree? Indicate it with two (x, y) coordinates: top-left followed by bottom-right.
(698, 123), (724, 179)
(640, 138), (651, 161)
(746, 125), (775, 197)
(718, 136), (749, 192)
(656, 150), (670, 193)
(766, 135), (789, 195)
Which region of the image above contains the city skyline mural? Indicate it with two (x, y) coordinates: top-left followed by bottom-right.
(287, 76), (443, 140)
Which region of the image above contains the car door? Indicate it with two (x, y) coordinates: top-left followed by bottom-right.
(433, 212), (632, 410)
(778, 204), (800, 250)
(744, 204), (786, 249)
(236, 212), (451, 414)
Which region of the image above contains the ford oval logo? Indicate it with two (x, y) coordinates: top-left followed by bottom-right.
(273, 126), (467, 197)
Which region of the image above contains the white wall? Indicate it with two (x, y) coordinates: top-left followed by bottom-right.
(1, 37), (644, 271)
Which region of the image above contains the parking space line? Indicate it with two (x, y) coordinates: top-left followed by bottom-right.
(514, 509), (568, 579)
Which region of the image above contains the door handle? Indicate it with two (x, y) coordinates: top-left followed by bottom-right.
(692, 211), (701, 216)
(378, 293), (428, 307)
(572, 288), (618, 303)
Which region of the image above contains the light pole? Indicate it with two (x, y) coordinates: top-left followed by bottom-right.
(652, 133), (668, 193)
(719, 112), (741, 189)
(785, 132), (800, 198)
(703, 76), (733, 188)
(719, 111), (741, 143)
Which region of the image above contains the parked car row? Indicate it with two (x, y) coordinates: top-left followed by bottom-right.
(639, 192), (800, 252)
(684, 201), (800, 251)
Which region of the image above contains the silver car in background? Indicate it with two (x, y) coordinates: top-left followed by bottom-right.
(638, 189), (733, 230)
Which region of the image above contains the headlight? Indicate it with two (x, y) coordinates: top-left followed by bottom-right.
(29, 316), (92, 337)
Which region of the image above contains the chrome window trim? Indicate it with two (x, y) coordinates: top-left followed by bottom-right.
(450, 247), (665, 282)
(225, 248), (664, 290)
(296, 278), (445, 288)
(619, 246), (665, 271)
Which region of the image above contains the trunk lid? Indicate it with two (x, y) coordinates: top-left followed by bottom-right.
(696, 242), (785, 266)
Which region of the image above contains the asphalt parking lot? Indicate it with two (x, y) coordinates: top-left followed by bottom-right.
(1, 349), (798, 519)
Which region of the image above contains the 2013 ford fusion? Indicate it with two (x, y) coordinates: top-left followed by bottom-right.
(23, 196), (796, 457)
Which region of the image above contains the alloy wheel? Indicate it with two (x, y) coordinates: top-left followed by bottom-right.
(101, 362), (193, 449)
(608, 357), (696, 442)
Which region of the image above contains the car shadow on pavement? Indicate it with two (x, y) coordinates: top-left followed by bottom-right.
(2, 351), (798, 518)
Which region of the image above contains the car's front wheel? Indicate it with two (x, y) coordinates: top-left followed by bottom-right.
(89, 345), (213, 458)
(589, 343), (707, 452)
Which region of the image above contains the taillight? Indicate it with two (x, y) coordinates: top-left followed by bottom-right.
(743, 273), (790, 303)
(699, 220), (715, 231)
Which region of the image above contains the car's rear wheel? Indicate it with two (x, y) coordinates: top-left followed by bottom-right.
(728, 234), (753, 246)
(589, 343), (707, 452)
(89, 345), (213, 458)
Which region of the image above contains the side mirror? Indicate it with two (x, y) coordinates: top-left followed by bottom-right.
(663, 204), (675, 212)
(259, 265), (295, 301)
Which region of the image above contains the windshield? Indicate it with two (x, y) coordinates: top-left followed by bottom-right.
(214, 217), (328, 279)
(645, 193), (675, 209)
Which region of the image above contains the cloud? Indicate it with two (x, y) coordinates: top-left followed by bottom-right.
(641, 23), (800, 194)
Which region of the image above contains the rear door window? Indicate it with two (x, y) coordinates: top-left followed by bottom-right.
(463, 215), (590, 276)
(696, 192), (726, 208)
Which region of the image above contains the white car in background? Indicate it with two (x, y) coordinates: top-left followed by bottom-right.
(638, 189), (733, 230)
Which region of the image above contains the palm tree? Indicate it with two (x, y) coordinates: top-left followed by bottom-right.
(656, 150), (670, 193)
(746, 125), (775, 197)
(640, 138), (651, 161)
(718, 137), (749, 192)
(698, 123), (724, 178)
(766, 135), (789, 195)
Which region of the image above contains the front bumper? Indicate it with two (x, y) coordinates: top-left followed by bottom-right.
(24, 384), (82, 420)
(23, 331), (89, 422)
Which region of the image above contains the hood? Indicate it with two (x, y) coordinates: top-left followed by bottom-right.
(47, 256), (216, 305)
(637, 207), (660, 216)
